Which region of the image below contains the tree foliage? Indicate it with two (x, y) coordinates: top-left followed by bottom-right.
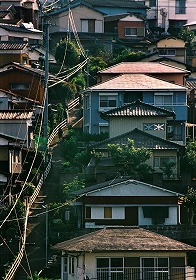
(178, 28), (195, 56)
(108, 139), (153, 180)
(181, 187), (196, 225)
(55, 39), (81, 67)
(63, 176), (85, 200)
(182, 142), (196, 177)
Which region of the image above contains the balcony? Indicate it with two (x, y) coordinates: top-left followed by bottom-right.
(94, 267), (194, 280)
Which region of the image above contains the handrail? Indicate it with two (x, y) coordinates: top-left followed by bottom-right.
(3, 157), (52, 280)
(4, 97), (80, 279)
(68, 96), (80, 112)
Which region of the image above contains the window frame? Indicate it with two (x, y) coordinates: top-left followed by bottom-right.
(175, 0), (186, 14)
(154, 156), (176, 168)
(10, 83), (30, 91)
(99, 93), (118, 111)
(125, 27), (137, 37)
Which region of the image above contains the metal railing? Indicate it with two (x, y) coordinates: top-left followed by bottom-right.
(68, 96), (80, 112)
(93, 267), (195, 280)
(3, 156), (52, 280)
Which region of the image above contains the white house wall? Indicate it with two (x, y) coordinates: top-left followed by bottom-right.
(49, 6), (104, 34)
(138, 206), (178, 225)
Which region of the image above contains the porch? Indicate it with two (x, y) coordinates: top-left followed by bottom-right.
(86, 267), (195, 280)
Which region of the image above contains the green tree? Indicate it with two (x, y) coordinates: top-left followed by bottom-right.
(181, 187), (196, 225)
(178, 27), (195, 56)
(63, 176), (85, 200)
(182, 141), (196, 177)
(108, 139), (153, 180)
(27, 272), (54, 280)
(55, 39), (81, 68)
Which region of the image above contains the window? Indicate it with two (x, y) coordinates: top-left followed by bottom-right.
(149, 0), (156, 6)
(99, 95), (117, 110)
(104, 207), (112, 219)
(154, 93), (173, 110)
(124, 92), (142, 104)
(81, 19), (95, 32)
(97, 257), (124, 280)
(99, 123), (109, 134)
(13, 150), (21, 163)
(154, 157), (176, 168)
(142, 257), (169, 279)
(69, 257), (75, 275)
(159, 49), (176, 56)
(125, 27), (144, 37)
(144, 123), (165, 131)
(11, 83), (30, 90)
(175, 0), (186, 14)
(85, 207), (91, 219)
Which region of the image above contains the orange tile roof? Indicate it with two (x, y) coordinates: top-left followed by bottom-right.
(89, 74), (186, 91)
(99, 62), (189, 74)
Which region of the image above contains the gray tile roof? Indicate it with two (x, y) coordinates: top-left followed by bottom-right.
(53, 227), (196, 252)
(82, 0), (147, 8)
(90, 128), (184, 150)
(72, 178), (180, 196)
(0, 110), (33, 120)
(0, 23), (41, 33)
(0, 41), (28, 50)
(101, 100), (175, 118)
(186, 80), (196, 90)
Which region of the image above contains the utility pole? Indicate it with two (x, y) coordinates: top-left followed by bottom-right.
(43, 16), (49, 152)
(45, 204), (48, 268)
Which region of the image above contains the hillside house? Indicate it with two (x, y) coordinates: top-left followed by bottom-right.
(83, 74), (187, 144)
(87, 128), (184, 180)
(72, 178), (183, 228)
(53, 227), (196, 280)
(144, 0), (196, 34)
(97, 62), (190, 85)
(48, 0), (148, 52)
(0, 62), (45, 103)
(0, 0), (40, 28)
(0, 22), (42, 45)
(104, 13), (145, 41)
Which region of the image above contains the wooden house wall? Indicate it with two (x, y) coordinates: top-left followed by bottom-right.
(109, 116), (167, 138)
(0, 69), (44, 103)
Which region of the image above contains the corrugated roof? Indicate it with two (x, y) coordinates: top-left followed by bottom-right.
(101, 100), (175, 118)
(88, 74), (186, 91)
(53, 227), (196, 252)
(90, 128), (184, 150)
(99, 62), (190, 74)
(0, 110), (33, 120)
(0, 41), (28, 50)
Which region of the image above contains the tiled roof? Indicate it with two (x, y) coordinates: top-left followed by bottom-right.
(73, 178), (180, 196)
(90, 128), (184, 150)
(53, 227), (196, 252)
(0, 23), (42, 33)
(71, 0), (147, 8)
(0, 110), (33, 120)
(0, 62), (45, 77)
(0, 41), (28, 50)
(88, 74), (186, 91)
(101, 100), (175, 118)
(186, 80), (196, 90)
(99, 62), (190, 74)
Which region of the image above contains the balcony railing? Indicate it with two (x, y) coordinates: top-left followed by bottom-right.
(93, 267), (195, 280)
